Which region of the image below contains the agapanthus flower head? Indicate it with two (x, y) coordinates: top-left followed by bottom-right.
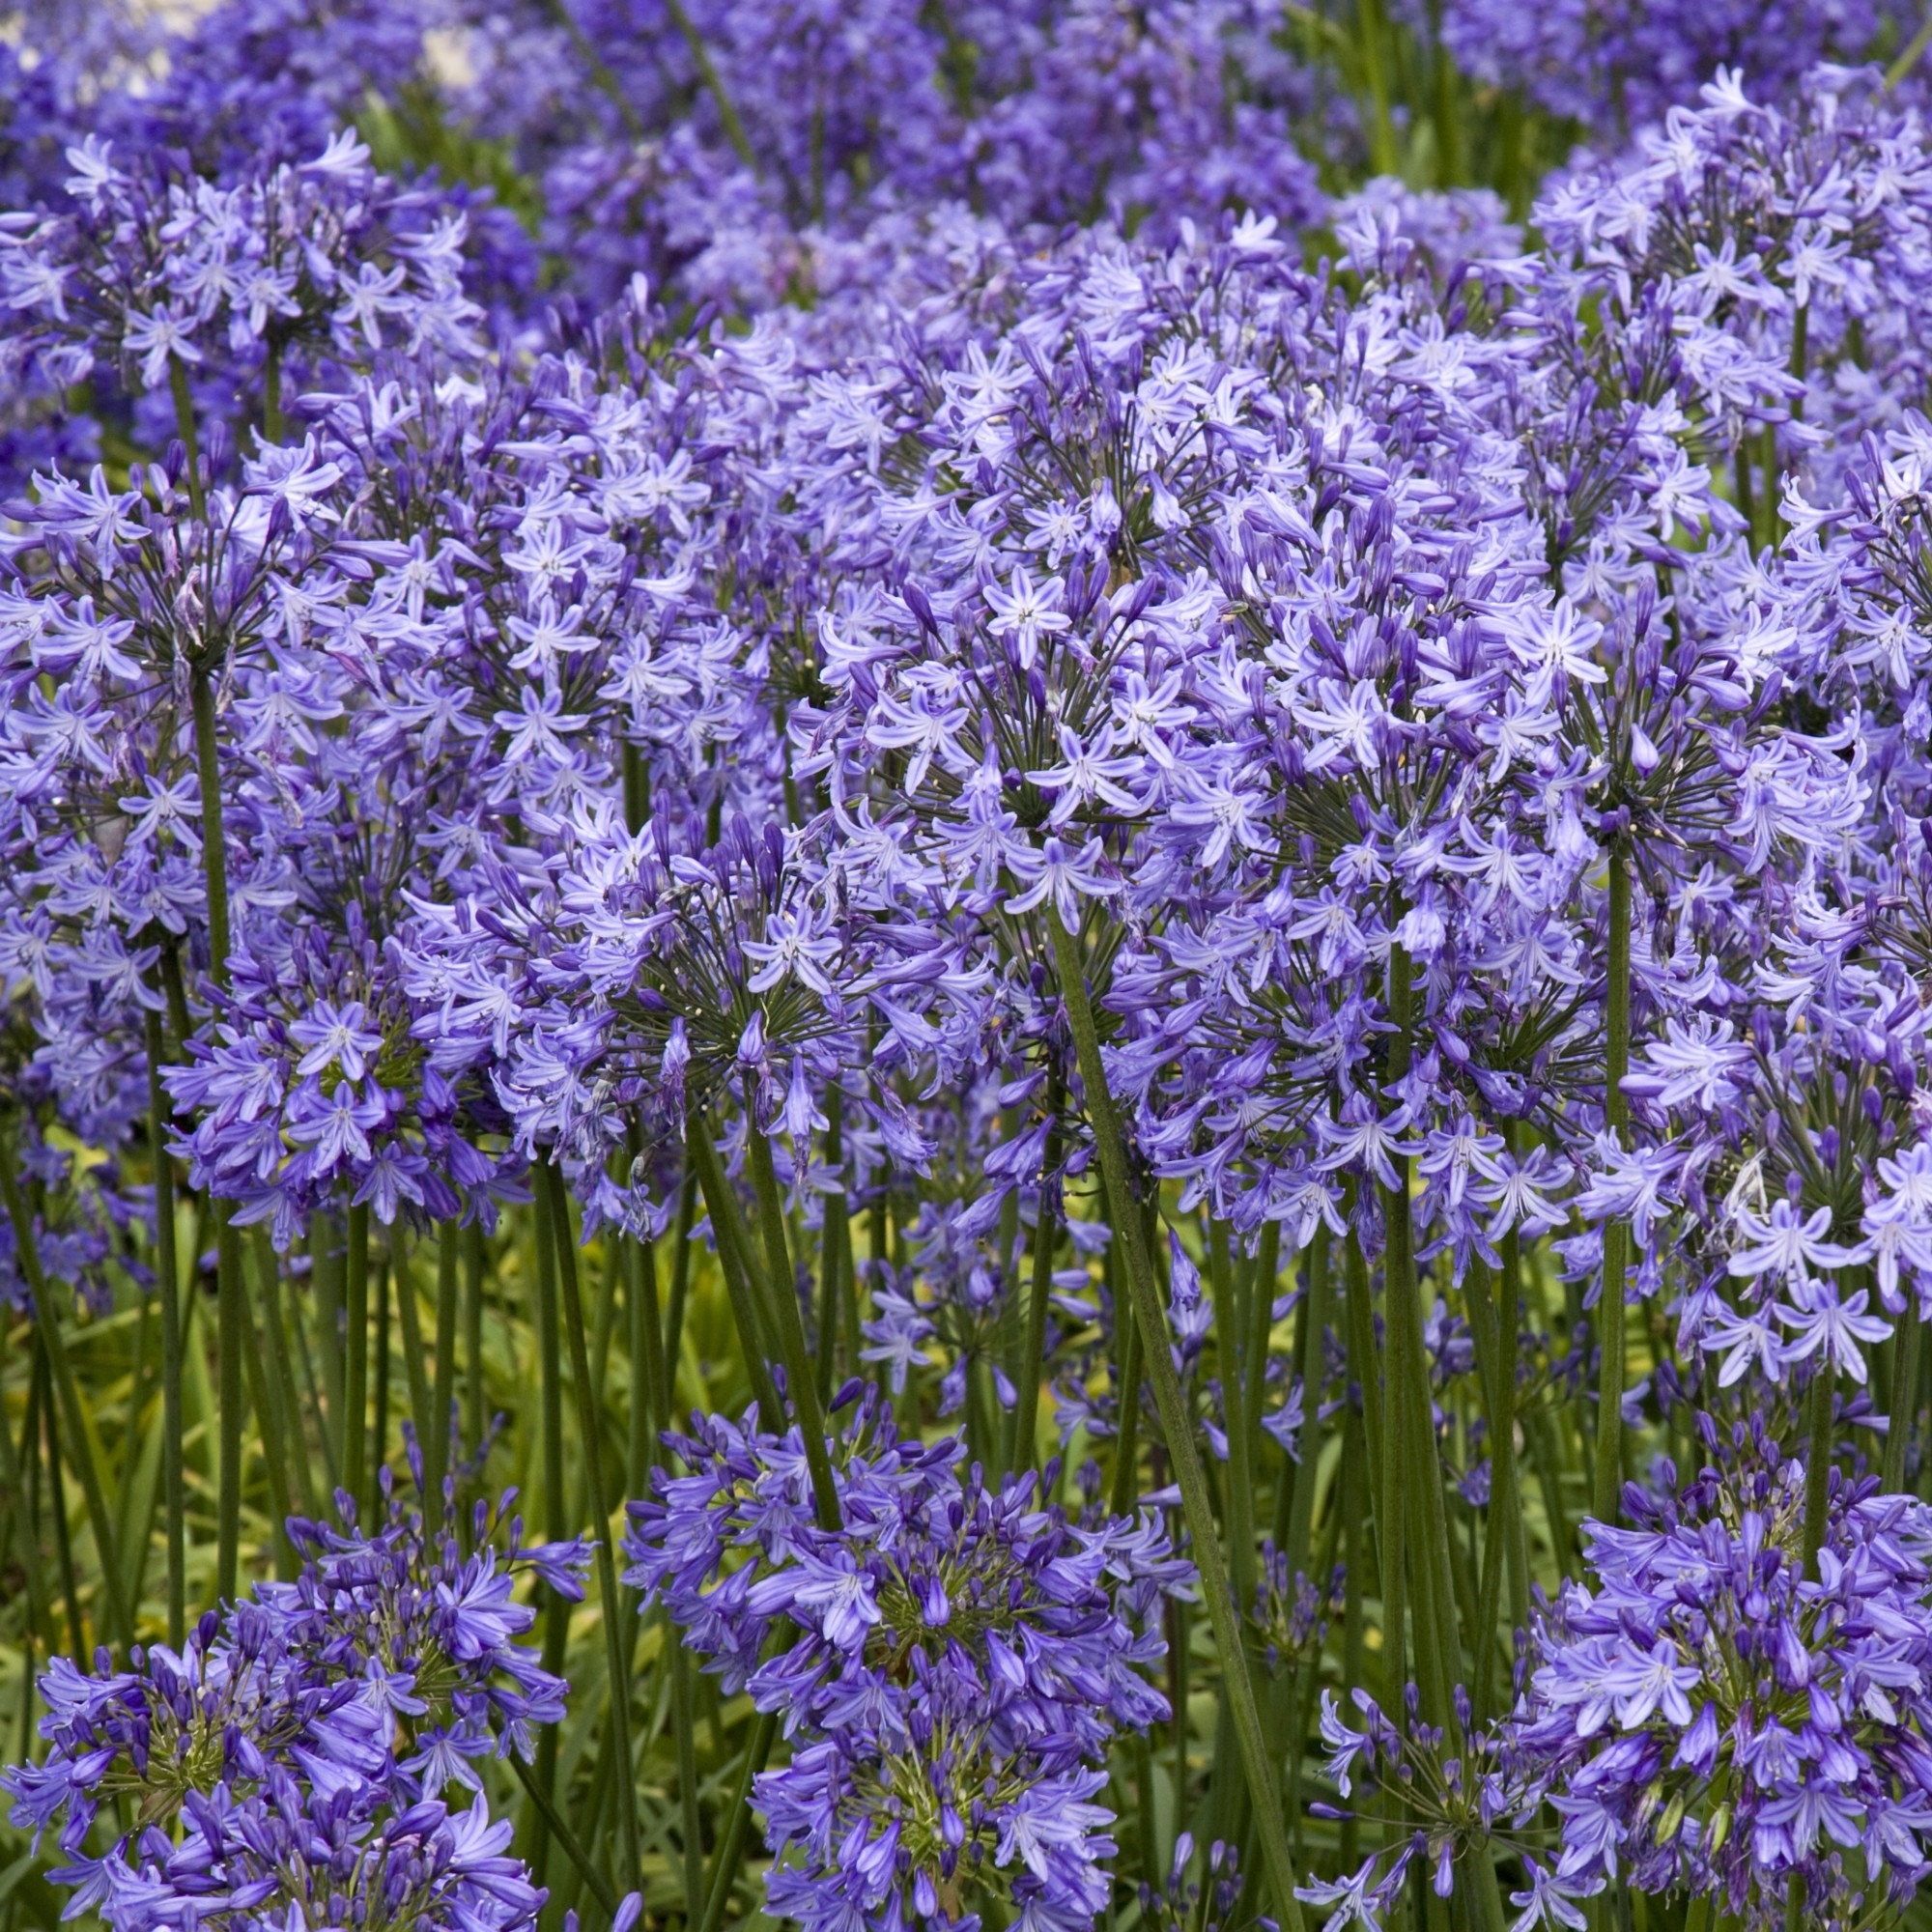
(1, 125), (488, 467)
(1506, 1418), (1932, 1930)
(624, 1390), (1186, 1932)
(264, 1481), (589, 1791)
(2, 1474), (586, 1889)
(166, 908), (522, 1246)
(47, 1767), (539, 1932)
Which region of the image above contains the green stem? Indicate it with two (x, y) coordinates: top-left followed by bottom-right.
(553, 1722), (613, 1926)
(1342, 1215), (1384, 1516)
(1428, 0), (1461, 185)
(527, 1179), (570, 1891)
(1467, 1246), (1526, 1720)
(39, 1352), (86, 1659)
(0, 1134), (129, 1645)
(622, 741), (650, 837)
(684, 1122), (783, 1426)
(661, 1168), (698, 1418)
(1211, 1220), (1260, 1621)
(254, 1230), (314, 1519)
(1046, 909), (1305, 1932)
(189, 671), (232, 987)
(1106, 1225), (1144, 1520)
(1257, 1231), (1333, 1870)
(1381, 943), (1464, 1735)
(167, 354), (206, 521)
(541, 1164), (642, 1893)
(627, 1236), (660, 1499)
(668, 1615), (704, 1923)
(0, 1312), (54, 1652)
(159, 945), (192, 1049)
(1888, 9), (1932, 87)
(393, 1232), (435, 1492)
(1802, 1361), (1835, 1578)
(1353, 0), (1401, 174)
(261, 339), (283, 445)
(342, 1204), (370, 1519)
(532, 1181), (568, 1538)
(430, 1223), (460, 1509)
(14, 1626), (32, 1764)
(1338, 1402), (1365, 1871)
(191, 657), (249, 1588)
(1755, 421), (1780, 554)
(1282, 1229), (1333, 1605)
(868, 1173), (890, 1321)
(544, 0), (649, 140)
(697, 1704), (782, 1932)
(1132, 1729), (1162, 1887)
(1378, 1219), (1410, 1710)
(1473, 1456), (1509, 1726)
(588, 1240), (620, 1510)
(465, 1220), (487, 1458)
(661, 0), (757, 167)
(1595, 845), (1631, 1527)
(508, 1750), (619, 1918)
(313, 1214), (345, 1474)
(1244, 1223), (1279, 1503)
(1527, 1403), (1575, 1581)
(288, 1251), (338, 1499)
(1284, 1497), (1349, 1858)
(1009, 1072), (1065, 1476)
(744, 1127), (842, 1530)
(214, 1211), (247, 1600)
(1496, 1182), (1533, 1630)
(236, 1245), (295, 1577)
(1886, 1304), (1921, 1495)
(631, 1229), (668, 1450)
(145, 1009), (187, 1648)
(815, 1094), (846, 1406)
(1170, 1592), (1188, 1820)
(371, 1249), (390, 1519)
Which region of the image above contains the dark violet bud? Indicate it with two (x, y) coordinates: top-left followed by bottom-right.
(1671, 1702), (1720, 1777)
(737, 1009), (766, 1065)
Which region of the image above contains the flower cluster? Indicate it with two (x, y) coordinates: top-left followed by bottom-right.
(2, 1485), (582, 1932)
(623, 1395), (1186, 1932)
(1, 129), (486, 464)
(1435, 0), (1916, 135)
(1507, 1420), (1932, 1930)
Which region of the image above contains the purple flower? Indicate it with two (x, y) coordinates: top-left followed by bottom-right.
(625, 1394), (1181, 1932)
